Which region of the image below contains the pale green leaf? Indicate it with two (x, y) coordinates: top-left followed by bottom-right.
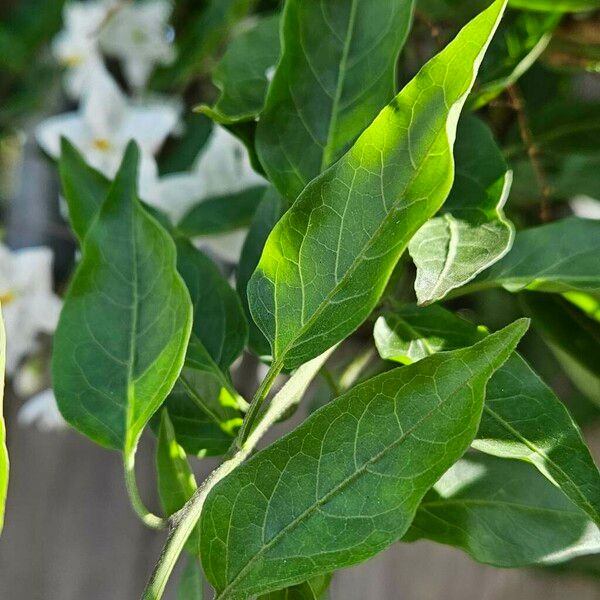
(509, 0), (600, 12)
(409, 115), (514, 305)
(259, 575), (332, 600)
(178, 556), (204, 600)
(459, 217), (600, 296)
(200, 320), (527, 599)
(249, 0), (507, 370)
(198, 14), (280, 125)
(0, 308), (7, 535)
(374, 304), (600, 526)
(52, 143), (193, 453)
(406, 453), (600, 566)
(256, 0), (415, 201)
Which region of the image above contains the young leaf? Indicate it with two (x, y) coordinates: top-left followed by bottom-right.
(406, 454), (600, 566)
(199, 320), (527, 598)
(178, 556), (204, 600)
(52, 143), (193, 453)
(0, 308), (7, 535)
(258, 575), (332, 600)
(521, 292), (600, 406)
(178, 187), (266, 238)
(161, 335), (244, 457)
(457, 217), (600, 296)
(176, 239), (247, 369)
(374, 304), (600, 526)
(198, 14), (281, 125)
(256, 0), (416, 202)
(248, 0), (507, 370)
(237, 187), (287, 358)
(157, 411), (200, 555)
(59, 137), (110, 241)
(409, 115), (514, 305)
(509, 0), (600, 12)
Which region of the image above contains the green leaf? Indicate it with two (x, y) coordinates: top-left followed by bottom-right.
(460, 217), (600, 296)
(59, 137), (110, 241)
(178, 556), (204, 600)
(256, 0), (415, 202)
(258, 575), (332, 600)
(374, 304), (600, 526)
(200, 320), (527, 599)
(237, 187), (287, 358)
(509, 0), (600, 12)
(176, 239), (247, 369)
(406, 453), (600, 567)
(157, 410), (200, 555)
(409, 115), (514, 305)
(198, 14), (281, 125)
(161, 335), (244, 457)
(248, 0), (507, 370)
(52, 143), (193, 453)
(521, 292), (600, 406)
(471, 8), (560, 108)
(178, 186), (266, 238)
(0, 308), (7, 535)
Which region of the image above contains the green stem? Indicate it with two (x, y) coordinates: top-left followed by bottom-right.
(124, 448), (168, 530)
(235, 360), (283, 447)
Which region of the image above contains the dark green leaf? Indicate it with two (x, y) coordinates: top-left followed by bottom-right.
(406, 453), (600, 566)
(178, 556), (204, 600)
(460, 217), (600, 296)
(409, 115), (514, 305)
(200, 320), (527, 598)
(178, 186), (266, 238)
(256, 0), (415, 201)
(52, 143), (193, 453)
(258, 575), (332, 600)
(374, 304), (600, 526)
(248, 0), (507, 370)
(59, 137), (110, 242)
(521, 292), (600, 406)
(237, 187), (287, 358)
(176, 239), (247, 369)
(199, 14), (281, 125)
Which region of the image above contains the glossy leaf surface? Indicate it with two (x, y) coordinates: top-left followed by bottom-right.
(249, 0), (507, 369)
(200, 320), (526, 598)
(52, 144), (193, 452)
(256, 0), (415, 201)
(409, 115), (514, 305)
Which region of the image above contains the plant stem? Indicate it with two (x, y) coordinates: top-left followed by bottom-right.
(235, 360), (283, 447)
(124, 448), (168, 530)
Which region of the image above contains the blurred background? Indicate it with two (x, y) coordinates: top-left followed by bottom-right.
(0, 0), (599, 598)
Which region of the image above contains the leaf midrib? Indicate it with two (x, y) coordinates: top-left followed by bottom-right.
(217, 365), (478, 598)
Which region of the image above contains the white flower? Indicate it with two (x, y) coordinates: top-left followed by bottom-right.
(570, 195), (600, 220)
(52, 0), (115, 98)
(99, 0), (175, 90)
(36, 68), (179, 195)
(18, 389), (66, 431)
(0, 245), (62, 375)
(146, 126), (265, 263)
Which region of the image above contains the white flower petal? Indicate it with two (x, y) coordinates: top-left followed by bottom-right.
(35, 112), (90, 159)
(196, 229), (248, 265)
(18, 389), (66, 431)
(124, 102), (179, 155)
(570, 195), (600, 220)
(144, 172), (204, 223)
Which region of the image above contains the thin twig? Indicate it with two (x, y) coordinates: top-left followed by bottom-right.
(507, 84), (552, 223)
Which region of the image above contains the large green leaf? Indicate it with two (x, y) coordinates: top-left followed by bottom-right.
(156, 410), (200, 555)
(255, 0), (415, 202)
(248, 0), (507, 370)
(52, 143), (193, 453)
(176, 239), (247, 369)
(374, 304), (600, 525)
(258, 575), (332, 600)
(59, 137), (110, 241)
(458, 217), (600, 296)
(237, 187), (287, 358)
(177, 557), (204, 600)
(0, 308), (7, 535)
(200, 320), (527, 598)
(509, 0), (600, 12)
(471, 8), (559, 108)
(406, 453), (600, 567)
(409, 115), (514, 305)
(161, 335), (244, 457)
(521, 292), (600, 406)
(199, 14), (280, 125)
